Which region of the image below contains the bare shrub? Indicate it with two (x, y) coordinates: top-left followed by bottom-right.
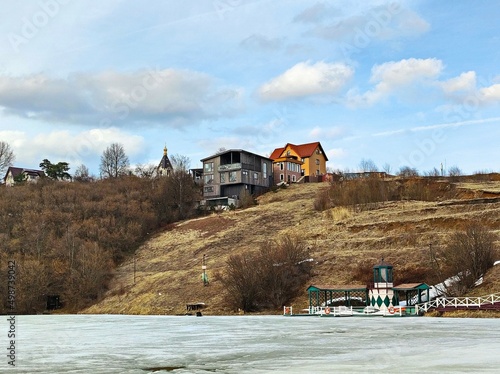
(448, 166), (462, 177)
(430, 222), (497, 296)
(257, 236), (313, 309)
(397, 166), (419, 177)
(223, 253), (262, 312)
(222, 236), (312, 312)
(313, 188), (331, 211)
(329, 175), (388, 211)
(239, 189), (256, 209)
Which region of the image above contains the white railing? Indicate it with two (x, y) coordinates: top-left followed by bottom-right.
(283, 305), (409, 316)
(417, 292), (500, 313)
(308, 306), (354, 316)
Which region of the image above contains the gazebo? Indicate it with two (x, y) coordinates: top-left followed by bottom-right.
(307, 284), (369, 311)
(393, 283), (431, 306)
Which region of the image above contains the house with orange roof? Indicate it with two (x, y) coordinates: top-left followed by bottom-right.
(269, 142), (328, 184)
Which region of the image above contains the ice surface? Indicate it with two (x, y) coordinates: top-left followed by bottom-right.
(3, 315), (500, 373)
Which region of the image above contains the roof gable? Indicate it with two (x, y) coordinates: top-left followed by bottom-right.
(269, 147), (285, 160)
(270, 142), (328, 161)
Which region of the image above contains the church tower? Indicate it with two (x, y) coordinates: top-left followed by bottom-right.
(157, 146), (173, 177)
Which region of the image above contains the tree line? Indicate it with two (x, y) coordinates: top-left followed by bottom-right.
(0, 149), (200, 313)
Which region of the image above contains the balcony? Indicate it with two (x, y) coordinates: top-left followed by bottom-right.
(218, 163), (242, 172)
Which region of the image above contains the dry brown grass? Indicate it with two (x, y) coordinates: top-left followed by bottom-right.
(83, 177), (500, 315)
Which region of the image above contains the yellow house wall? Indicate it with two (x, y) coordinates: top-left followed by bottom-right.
(281, 145), (327, 176)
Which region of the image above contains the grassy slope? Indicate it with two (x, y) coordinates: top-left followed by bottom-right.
(83, 178), (500, 315)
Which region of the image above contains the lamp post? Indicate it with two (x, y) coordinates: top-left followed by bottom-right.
(202, 254), (208, 286)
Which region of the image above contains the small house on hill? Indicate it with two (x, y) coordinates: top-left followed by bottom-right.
(3, 167), (45, 187)
(270, 142), (328, 183)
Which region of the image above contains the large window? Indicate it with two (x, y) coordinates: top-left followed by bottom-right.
(229, 171), (237, 182)
(204, 162), (214, 173)
(204, 186), (214, 193)
(220, 173), (226, 183)
(204, 174), (213, 184)
(263, 162), (267, 178)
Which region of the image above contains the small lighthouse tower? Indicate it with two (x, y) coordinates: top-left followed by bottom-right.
(369, 259), (396, 311)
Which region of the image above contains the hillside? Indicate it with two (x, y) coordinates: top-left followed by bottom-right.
(84, 176), (500, 315)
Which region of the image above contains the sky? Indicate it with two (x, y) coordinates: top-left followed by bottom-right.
(1, 0), (499, 176)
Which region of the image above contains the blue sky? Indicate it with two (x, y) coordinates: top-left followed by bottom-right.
(1, 0), (499, 176)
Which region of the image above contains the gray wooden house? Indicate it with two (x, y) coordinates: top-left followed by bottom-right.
(200, 149), (273, 206)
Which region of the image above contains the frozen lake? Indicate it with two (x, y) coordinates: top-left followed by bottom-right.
(3, 315), (500, 373)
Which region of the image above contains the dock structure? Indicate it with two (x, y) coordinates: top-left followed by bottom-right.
(284, 259), (431, 317)
(186, 302), (206, 316)
(416, 293), (500, 313)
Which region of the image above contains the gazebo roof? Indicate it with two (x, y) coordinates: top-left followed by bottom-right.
(307, 284), (368, 292)
(393, 283), (430, 291)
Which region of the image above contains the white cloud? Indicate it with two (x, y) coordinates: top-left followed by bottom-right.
(0, 69), (244, 128)
(0, 130), (25, 149)
(197, 136), (252, 155)
(347, 58), (443, 107)
(258, 61), (353, 101)
(439, 73), (500, 106)
(308, 126), (344, 139)
(478, 83), (500, 104)
(370, 58), (443, 86)
(326, 147), (345, 159)
(4, 127), (144, 169)
(395, 9), (430, 36)
(441, 71), (476, 94)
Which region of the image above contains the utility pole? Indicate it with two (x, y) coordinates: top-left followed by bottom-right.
(133, 254), (136, 285)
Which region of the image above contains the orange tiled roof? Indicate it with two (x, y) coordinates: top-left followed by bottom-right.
(270, 142), (328, 161)
(269, 147), (285, 160)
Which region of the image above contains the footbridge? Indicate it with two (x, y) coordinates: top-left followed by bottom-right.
(417, 292), (500, 313)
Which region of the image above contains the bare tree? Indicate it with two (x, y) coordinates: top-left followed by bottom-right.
(430, 222), (496, 296)
(74, 164), (93, 182)
(424, 167), (441, 177)
(134, 163), (157, 178)
(397, 166), (419, 177)
(0, 141), (15, 177)
(382, 163), (392, 175)
(167, 154), (199, 219)
(170, 154), (190, 173)
(448, 166), (462, 177)
(100, 143), (130, 178)
(222, 235), (312, 312)
(359, 158), (378, 172)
